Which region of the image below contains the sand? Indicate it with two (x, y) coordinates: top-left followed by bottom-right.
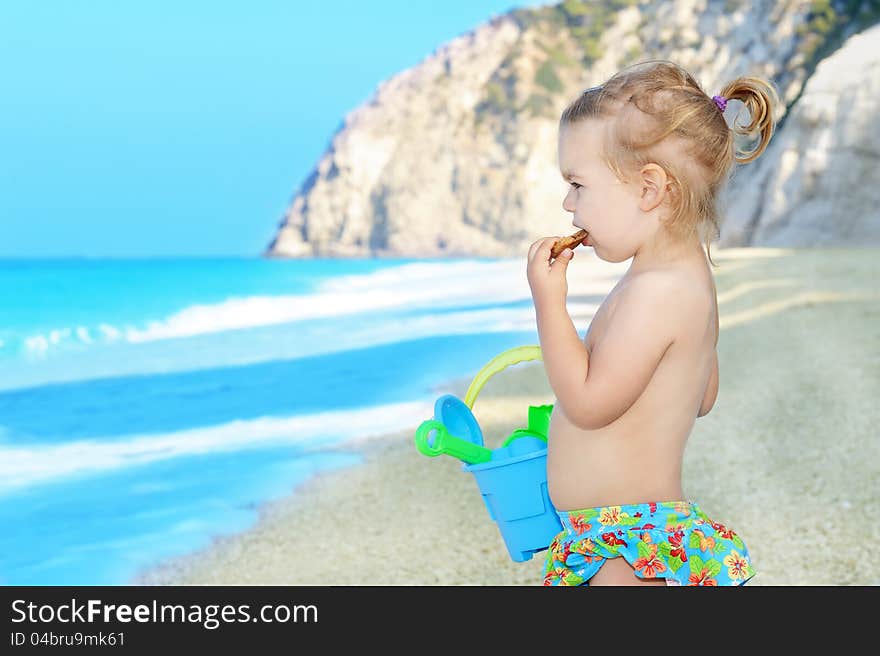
(132, 247), (880, 586)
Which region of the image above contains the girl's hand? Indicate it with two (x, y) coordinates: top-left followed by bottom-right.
(527, 236), (575, 309)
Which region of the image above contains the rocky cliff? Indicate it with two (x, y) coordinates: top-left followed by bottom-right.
(265, 0), (880, 258)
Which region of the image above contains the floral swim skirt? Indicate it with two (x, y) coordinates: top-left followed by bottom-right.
(543, 500), (756, 586)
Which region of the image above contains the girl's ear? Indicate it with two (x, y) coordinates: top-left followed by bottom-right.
(637, 163), (669, 213)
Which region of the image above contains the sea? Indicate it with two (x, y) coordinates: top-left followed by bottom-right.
(0, 256), (550, 585)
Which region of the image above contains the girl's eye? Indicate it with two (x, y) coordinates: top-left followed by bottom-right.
(570, 182), (582, 189)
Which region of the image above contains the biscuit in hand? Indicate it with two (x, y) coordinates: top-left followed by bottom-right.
(550, 229), (589, 259)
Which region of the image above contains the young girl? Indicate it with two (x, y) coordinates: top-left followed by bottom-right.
(526, 60), (780, 586)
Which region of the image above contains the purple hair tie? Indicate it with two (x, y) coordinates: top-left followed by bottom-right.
(712, 94), (728, 112)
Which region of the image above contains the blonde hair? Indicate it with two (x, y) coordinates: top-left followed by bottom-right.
(560, 60), (781, 266)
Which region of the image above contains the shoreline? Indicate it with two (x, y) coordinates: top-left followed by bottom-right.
(131, 363), (554, 585)
(132, 248), (880, 585)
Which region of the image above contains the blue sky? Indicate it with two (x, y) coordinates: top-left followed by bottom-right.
(1, 1), (541, 258)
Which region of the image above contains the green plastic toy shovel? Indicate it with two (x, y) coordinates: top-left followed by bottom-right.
(414, 420), (493, 465)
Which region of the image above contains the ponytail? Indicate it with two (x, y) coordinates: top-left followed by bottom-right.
(717, 76), (782, 164)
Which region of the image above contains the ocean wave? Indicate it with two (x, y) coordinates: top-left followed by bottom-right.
(126, 259), (532, 342)
(0, 307), (549, 393)
(15, 259), (534, 354)
(1, 256), (615, 391)
(0, 400), (434, 494)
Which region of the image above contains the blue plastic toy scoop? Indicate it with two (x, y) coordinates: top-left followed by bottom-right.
(433, 394), (484, 446)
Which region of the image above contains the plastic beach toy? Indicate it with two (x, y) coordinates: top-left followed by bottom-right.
(414, 345), (562, 562)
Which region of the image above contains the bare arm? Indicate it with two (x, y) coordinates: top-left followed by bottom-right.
(536, 274), (678, 431)
(533, 296), (591, 424)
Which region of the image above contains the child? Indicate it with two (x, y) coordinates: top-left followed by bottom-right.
(526, 60), (780, 586)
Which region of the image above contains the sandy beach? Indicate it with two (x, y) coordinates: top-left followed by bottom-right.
(133, 247), (880, 586)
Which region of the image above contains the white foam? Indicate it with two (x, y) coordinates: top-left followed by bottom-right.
(75, 326), (93, 344)
(49, 328), (71, 345)
(21, 323), (118, 358)
(0, 400), (434, 494)
(120, 257), (624, 344)
(123, 259), (536, 343)
(99, 324), (122, 341)
(14, 260), (535, 353)
(24, 335), (49, 355)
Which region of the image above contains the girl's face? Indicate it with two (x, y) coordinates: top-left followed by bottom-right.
(557, 120), (652, 263)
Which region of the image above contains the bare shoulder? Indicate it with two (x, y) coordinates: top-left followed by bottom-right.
(617, 269), (711, 333)
(618, 269), (703, 307)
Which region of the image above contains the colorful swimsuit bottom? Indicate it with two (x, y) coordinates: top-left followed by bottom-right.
(543, 500), (756, 586)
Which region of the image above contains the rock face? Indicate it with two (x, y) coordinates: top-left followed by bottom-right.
(266, 0), (880, 258)
(720, 22), (880, 247)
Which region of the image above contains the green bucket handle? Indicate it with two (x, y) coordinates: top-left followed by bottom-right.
(463, 345), (543, 409)
(465, 345), (552, 445)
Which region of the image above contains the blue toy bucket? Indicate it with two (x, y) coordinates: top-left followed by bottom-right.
(463, 447), (561, 562)
(460, 346), (562, 562)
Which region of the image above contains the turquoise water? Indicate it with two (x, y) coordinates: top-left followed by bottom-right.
(0, 257), (542, 584)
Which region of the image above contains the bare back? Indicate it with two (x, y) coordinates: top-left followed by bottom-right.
(547, 253), (719, 511)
